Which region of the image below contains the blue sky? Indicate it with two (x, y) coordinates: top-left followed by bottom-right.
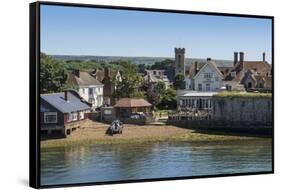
(40, 5), (272, 63)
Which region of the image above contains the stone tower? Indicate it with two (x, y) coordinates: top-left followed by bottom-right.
(174, 48), (185, 74)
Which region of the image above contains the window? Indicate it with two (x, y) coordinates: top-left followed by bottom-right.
(204, 73), (212, 79)
(206, 84), (211, 91)
(79, 112), (84, 120)
(68, 112), (78, 122)
(153, 71), (156, 75)
(72, 113), (78, 121)
(198, 84), (202, 91)
(104, 110), (112, 115)
(44, 112), (57, 123)
(82, 88), (85, 93)
(89, 88), (93, 95)
(215, 77), (219, 81)
(231, 72), (236, 77)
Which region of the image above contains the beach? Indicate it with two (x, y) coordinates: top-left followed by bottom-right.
(40, 119), (266, 149)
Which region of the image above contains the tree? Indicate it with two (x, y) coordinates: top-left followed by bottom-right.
(150, 59), (174, 70)
(174, 73), (185, 90)
(114, 60), (145, 98)
(138, 63), (147, 73)
(158, 88), (177, 109)
(40, 53), (68, 93)
(145, 81), (169, 108)
(146, 83), (161, 107)
(155, 81), (166, 95)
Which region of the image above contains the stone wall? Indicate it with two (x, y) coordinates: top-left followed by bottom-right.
(212, 96), (272, 126)
(167, 96), (272, 135)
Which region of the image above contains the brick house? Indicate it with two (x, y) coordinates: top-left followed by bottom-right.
(91, 67), (122, 106)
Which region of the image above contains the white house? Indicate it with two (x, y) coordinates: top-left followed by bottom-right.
(185, 59), (224, 92)
(68, 70), (104, 109)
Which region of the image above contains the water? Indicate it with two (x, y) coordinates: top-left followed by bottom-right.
(41, 139), (272, 186)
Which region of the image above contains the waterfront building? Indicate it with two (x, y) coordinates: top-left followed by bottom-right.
(40, 91), (91, 137)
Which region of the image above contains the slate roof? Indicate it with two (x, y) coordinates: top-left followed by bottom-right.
(68, 71), (103, 87)
(41, 92), (91, 113)
(114, 98), (152, 108)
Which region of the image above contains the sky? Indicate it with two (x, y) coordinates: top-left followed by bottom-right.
(40, 5), (272, 63)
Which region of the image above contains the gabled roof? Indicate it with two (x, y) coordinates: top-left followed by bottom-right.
(41, 92), (91, 113)
(243, 61), (271, 71)
(193, 61), (223, 79)
(114, 98), (152, 108)
(224, 61), (271, 82)
(68, 71), (103, 87)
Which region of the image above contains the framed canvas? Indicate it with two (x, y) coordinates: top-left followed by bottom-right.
(29, 1), (274, 188)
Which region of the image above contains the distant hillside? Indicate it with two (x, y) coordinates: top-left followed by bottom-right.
(51, 55), (233, 67)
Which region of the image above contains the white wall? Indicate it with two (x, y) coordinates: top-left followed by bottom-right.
(194, 64), (222, 91)
(78, 85), (104, 108)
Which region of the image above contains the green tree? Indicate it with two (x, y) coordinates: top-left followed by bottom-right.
(174, 73), (185, 90)
(155, 81), (166, 95)
(146, 83), (160, 107)
(158, 88), (177, 109)
(40, 53), (68, 93)
(114, 60), (145, 98)
(137, 63), (147, 73)
(150, 59), (174, 70)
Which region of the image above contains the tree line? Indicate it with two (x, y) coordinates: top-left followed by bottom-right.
(40, 53), (185, 109)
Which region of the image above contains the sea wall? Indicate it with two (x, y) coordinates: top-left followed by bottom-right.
(212, 96), (272, 126)
(167, 96), (272, 135)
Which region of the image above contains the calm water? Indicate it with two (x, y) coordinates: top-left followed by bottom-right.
(41, 139), (272, 186)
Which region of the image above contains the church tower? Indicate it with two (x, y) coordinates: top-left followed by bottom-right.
(174, 48), (185, 74)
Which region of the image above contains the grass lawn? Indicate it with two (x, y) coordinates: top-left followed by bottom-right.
(214, 91), (272, 98)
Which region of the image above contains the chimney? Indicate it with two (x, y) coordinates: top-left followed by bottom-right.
(195, 62), (199, 74)
(73, 69), (80, 78)
(104, 67), (109, 78)
(262, 52), (266, 62)
(239, 52), (244, 63)
(64, 91), (68, 101)
(234, 52), (238, 66)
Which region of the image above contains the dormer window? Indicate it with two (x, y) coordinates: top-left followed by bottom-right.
(231, 72), (236, 77)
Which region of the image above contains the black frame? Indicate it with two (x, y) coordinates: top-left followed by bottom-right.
(29, 1), (274, 189)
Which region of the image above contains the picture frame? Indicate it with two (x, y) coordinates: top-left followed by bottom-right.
(30, 1), (274, 188)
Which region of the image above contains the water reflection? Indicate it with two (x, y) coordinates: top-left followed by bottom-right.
(41, 139), (272, 185)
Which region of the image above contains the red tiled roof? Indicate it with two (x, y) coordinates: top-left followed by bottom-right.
(114, 98), (152, 108)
